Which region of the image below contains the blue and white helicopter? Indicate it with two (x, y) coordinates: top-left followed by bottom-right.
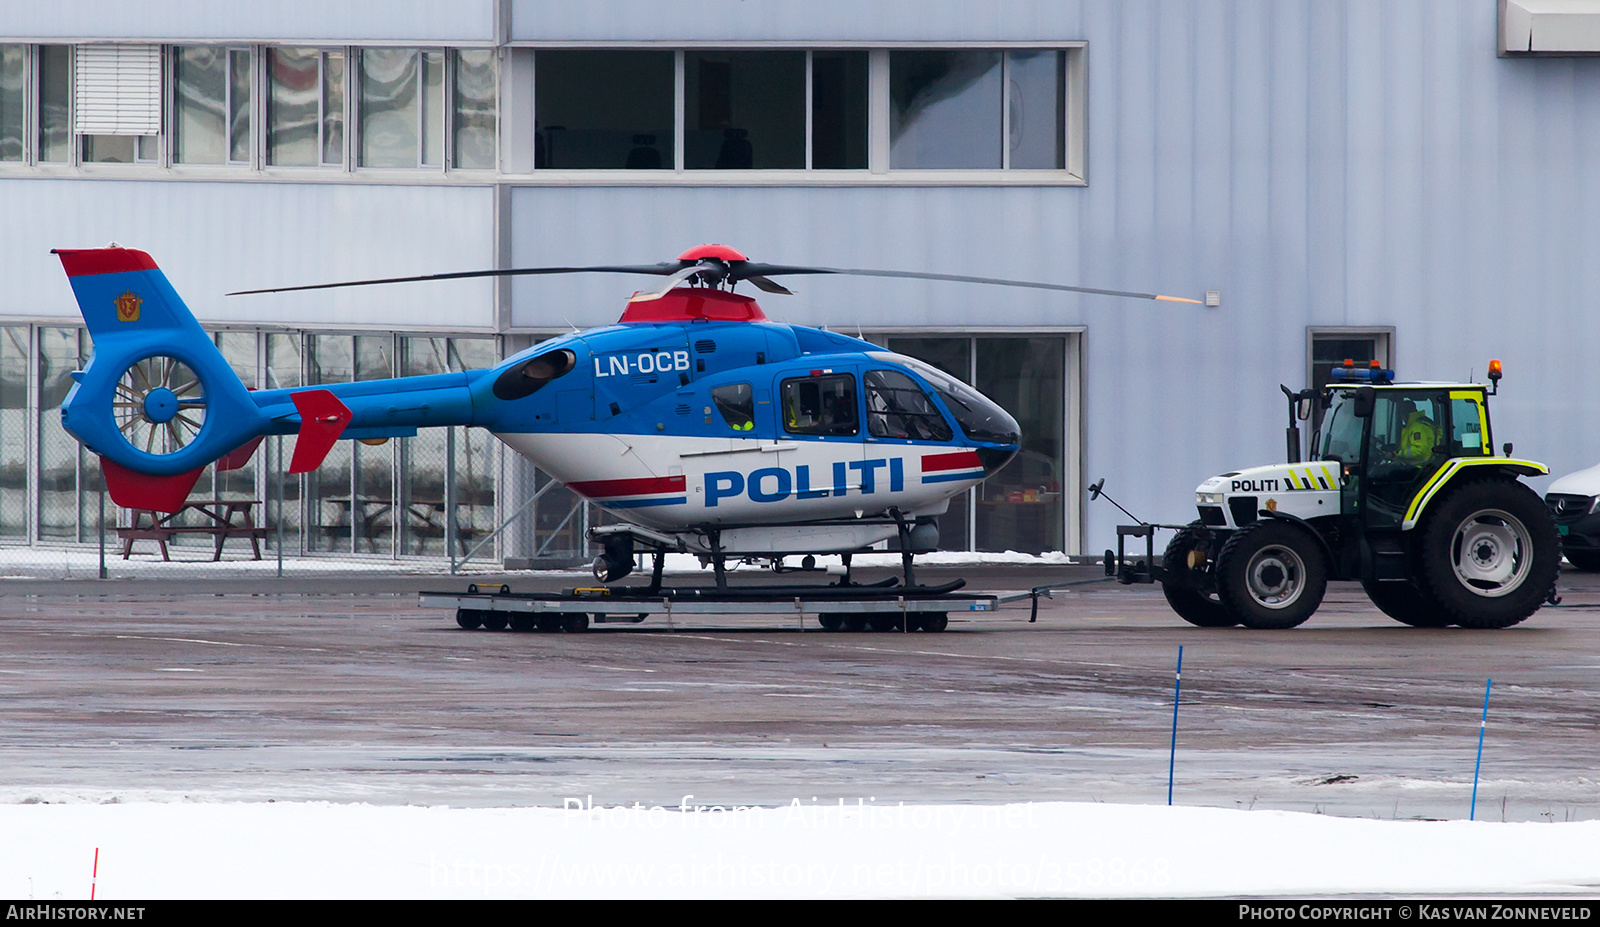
(53, 244), (1198, 586)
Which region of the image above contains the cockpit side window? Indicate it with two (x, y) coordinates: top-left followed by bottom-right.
(781, 373), (858, 436)
(712, 382), (755, 431)
(865, 369), (953, 441)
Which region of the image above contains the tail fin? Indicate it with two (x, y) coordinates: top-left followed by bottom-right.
(54, 247), (265, 510)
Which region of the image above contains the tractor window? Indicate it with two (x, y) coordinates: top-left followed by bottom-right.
(1449, 395), (1490, 457)
(712, 382), (755, 431)
(781, 373), (858, 436)
(1371, 393), (1447, 467)
(1315, 391), (1363, 463)
(865, 369), (953, 442)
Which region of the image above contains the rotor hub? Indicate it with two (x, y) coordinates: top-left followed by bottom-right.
(142, 386), (178, 424)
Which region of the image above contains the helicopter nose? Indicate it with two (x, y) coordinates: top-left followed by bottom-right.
(976, 445), (1019, 476)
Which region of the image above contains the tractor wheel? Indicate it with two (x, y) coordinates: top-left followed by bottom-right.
(1215, 520), (1327, 629)
(1361, 579), (1454, 628)
(1563, 549), (1600, 572)
(1161, 522), (1237, 627)
(1416, 479), (1559, 629)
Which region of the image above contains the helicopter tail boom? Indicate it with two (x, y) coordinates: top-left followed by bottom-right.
(53, 247), (481, 512)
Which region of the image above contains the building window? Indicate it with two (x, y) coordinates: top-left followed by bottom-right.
(890, 49), (1065, 170)
(685, 51), (806, 169)
(535, 49), (673, 170)
(0, 326), (27, 538)
(175, 46), (252, 165)
(811, 51), (868, 170)
(0, 46), (24, 162)
(37, 46), (71, 162)
(75, 45), (162, 164)
(1307, 328), (1394, 432)
(359, 48), (447, 168)
(524, 46), (1071, 175)
(884, 334), (1068, 554)
(452, 49), (496, 170)
(268, 48), (345, 167)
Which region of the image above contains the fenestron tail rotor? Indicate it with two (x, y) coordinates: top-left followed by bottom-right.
(227, 243), (1204, 305)
(114, 355), (208, 457)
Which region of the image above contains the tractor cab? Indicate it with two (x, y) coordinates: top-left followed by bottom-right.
(1314, 368), (1496, 532)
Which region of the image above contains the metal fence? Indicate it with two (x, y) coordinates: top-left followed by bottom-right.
(0, 431), (611, 581)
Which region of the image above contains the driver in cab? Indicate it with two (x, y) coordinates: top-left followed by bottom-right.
(1396, 400), (1439, 464)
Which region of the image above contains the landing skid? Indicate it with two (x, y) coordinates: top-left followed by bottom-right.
(587, 515), (938, 594)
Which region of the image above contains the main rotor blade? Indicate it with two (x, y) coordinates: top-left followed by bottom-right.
(227, 263), (686, 297)
(734, 263), (1202, 304)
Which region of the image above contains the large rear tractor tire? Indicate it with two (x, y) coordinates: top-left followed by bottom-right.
(1416, 479), (1559, 629)
(1361, 579), (1454, 628)
(1215, 519), (1327, 630)
(1161, 522), (1237, 628)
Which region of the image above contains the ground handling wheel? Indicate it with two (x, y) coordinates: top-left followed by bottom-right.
(817, 613), (844, 631)
(1361, 579), (1454, 628)
(455, 608), (483, 630)
(913, 613), (949, 632)
(1161, 521), (1237, 627)
(1415, 478), (1560, 629)
(480, 611), (509, 631)
(867, 614), (903, 632)
(559, 613), (590, 633)
(509, 613), (536, 632)
(1215, 519), (1327, 629)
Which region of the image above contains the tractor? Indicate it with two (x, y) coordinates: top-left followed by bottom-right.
(1102, 360), (1560, 629)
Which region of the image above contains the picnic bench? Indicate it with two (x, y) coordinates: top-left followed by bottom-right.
(324, 496), (479, 555)
(117, 498), (268, 561)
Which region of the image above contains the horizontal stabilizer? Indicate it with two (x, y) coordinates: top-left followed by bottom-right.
(289, 389), (353, 474)
(217, 436), (264, 472)
(101, 456), (204, 513)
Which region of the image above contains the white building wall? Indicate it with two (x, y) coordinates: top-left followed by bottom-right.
(0, 1), (496, 44)
(1, 180), (497, 330)
(509, 0), (1084, 43)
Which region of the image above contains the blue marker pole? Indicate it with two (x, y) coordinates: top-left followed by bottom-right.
(1169, 645), (1183, 806)
(1470, 678), (1492, 821)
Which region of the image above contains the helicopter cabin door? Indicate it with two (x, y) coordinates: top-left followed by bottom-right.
(775, 366), (867, 507)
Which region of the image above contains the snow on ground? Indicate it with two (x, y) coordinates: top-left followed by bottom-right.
(4, 800), (1599, 899)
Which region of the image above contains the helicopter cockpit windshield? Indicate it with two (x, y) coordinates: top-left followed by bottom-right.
(869, 352), (1021, 446)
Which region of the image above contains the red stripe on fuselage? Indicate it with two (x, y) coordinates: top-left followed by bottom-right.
(921, 450), (982, 472)
(567, 475), (687, 498)
(53, 248), (161, 277)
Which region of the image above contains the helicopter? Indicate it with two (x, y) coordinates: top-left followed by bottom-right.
(52, 244), (1200, 586)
